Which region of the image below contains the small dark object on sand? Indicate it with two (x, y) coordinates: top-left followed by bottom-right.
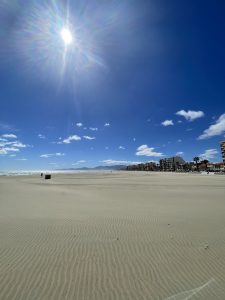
(117, 237), (119, 241)
(168, 223), (171, 226)
(204, 244), (209, 250)
(41, 173), (43, 177)
(45, 174), (51, 180)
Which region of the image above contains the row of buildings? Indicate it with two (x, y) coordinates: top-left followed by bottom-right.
(125, 141), (225, 172)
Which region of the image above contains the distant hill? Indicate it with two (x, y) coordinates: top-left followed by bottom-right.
(57, 165), (126, 171)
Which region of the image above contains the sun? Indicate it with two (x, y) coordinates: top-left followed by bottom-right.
(60, 28), (73, 45)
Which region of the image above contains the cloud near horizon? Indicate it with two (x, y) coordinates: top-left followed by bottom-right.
(161, 120), (174, 126)
(176, 110), (204, 121)
(198, 113), (225, 140)
(100, 159), (142, 165)
(136, 145), (164, 157)
(40, 153), (65, 158)
(199, 149), (219, 160)
(176, 151), (184, 156)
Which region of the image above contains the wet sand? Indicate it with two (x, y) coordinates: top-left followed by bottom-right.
(0, 171), (225, 299)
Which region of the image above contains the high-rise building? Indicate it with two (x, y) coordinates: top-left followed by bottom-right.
(159, 156), (186, 171)
(220, 141), (225, 163)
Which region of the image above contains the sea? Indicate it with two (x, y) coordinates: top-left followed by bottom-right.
(0, 170), (92, 176)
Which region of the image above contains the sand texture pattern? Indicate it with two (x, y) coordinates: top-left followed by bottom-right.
(0, 172), (225, 299)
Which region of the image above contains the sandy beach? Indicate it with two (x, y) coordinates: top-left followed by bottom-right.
(0, 171), (225, 299)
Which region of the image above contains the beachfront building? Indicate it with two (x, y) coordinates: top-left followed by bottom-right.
(126, 162), (159, 171)
(220, 141), (225, 163)
(159, 156), (186, 171)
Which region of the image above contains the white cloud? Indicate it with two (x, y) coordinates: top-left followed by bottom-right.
(0, 148), (7, 155)
(2, 134), (17, 139)
(136, 145), (164, 157)
(176, 110), (204, 121)
(40, 153), (65, 158)
(177, 139), (182, 143)
(119, 146), (125, 150)
(100, 160), (142, 165)
(176, 151), (184, 156)
(161, 120), (174, 126)
(83, 135), (95, 140)
(133, 138), (136, 142)
(38, 134), (46, 139)
(10, 154), (17, 157)
(4, 147), (20, 152)
(89, 127), (98, 131)
(104, 123), (110, 127)
(16, 158), (27, 161)
(11, 142), (28, 148)
(0, 137), (7, 142)
(0, 137), (29, 155)
(198, 113), (225, 140)
(199, 149), (218, 160)
(76, 123), (83, 127)
(72, 160), (86, 165)
(63, 135), (81, 144)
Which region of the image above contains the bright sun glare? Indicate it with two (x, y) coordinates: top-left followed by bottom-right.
(60, 28), (73, 45)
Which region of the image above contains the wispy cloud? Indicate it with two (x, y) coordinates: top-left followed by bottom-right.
(38, 134), (46, 139)
(4, 147), (20, 152)
(176, 110), (204, 121)
(76, 123), (83, 127)
(2, 134), (17, 139)
(0, 123), (16, 131)
(104, 123), (110, 127)
(161, 120), (174, 126)
(100, 159), (142, 165)
(0, 148), (7, 155)
(40, 153), (65, 158)
(0, 137), (30, 155)
(62, 135), (81, 144)
(72, 160), (86, 165)
(16, 158), (28, 161)
(11, 142), (28, 148)
(177, 139), (182, 142)
(198, 113), (225, 140)
(83, 135), (95, 140)
(119, 145), (125, 150)
(176, 151), (184, 156)
(199, 149), (218, 160)
(0, 137), (8, 142)
(136, 145), (164, 157)
(89, 127), (98, 131)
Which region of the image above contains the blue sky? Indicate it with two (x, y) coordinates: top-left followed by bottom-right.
(0, 0), (225, 171)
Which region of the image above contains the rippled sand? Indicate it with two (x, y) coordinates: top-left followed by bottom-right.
(0, 172), (225, 299)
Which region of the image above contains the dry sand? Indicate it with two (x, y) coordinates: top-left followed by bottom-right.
(0, 171), (225, 299)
